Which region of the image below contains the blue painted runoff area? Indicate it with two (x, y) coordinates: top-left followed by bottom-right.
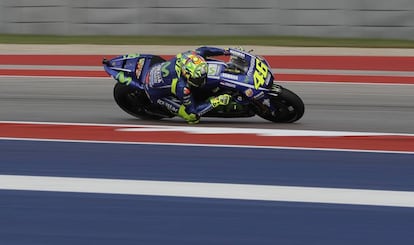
(1, 139), (414, 244)
(1, 140), (413, 191)
(1, 190), (413, 245)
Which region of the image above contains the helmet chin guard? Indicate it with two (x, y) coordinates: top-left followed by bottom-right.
(188, 74), (207, 87)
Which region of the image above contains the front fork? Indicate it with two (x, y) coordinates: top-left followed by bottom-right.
(253, 84), (282, 116)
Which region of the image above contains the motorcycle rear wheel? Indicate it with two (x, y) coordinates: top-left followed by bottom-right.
(259, 87), (305, 123)
(113, 83), (165, 120)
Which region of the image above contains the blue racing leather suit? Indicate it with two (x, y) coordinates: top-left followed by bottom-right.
(143, 46), (230, 123)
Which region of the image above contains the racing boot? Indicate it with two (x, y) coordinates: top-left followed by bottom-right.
(178, 105), (200, 124)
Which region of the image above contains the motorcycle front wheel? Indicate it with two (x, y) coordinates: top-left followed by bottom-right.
(258, 87), (305, 123)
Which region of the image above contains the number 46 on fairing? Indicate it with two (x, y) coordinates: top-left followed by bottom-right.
(253, 59), (269, 89)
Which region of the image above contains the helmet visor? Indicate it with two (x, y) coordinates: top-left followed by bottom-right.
(188, 74), (207, 87)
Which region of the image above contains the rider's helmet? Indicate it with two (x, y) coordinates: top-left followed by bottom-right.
(179, 52), (208, 87)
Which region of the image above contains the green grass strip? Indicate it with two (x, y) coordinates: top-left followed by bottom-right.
(1, 34), (414, 48)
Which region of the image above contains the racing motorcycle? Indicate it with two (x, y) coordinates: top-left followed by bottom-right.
(103, 48), (304, 123)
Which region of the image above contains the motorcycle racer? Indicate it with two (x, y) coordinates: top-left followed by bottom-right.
(143, 46), (232, 124)
(104, 46), (305, 124)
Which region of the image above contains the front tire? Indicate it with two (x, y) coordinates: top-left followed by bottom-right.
(259, 87), (305, 123)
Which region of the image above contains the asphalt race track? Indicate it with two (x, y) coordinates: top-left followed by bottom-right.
(1, 76), (414, 245)
(1, 77), (414, 133)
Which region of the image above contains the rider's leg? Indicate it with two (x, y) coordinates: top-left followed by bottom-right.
(156, 97), (199, 124)
(155, 97), (181, 115)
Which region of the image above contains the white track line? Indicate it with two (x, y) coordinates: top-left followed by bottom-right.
(0, 175), (413, 208)
(116, 126), (414, 137)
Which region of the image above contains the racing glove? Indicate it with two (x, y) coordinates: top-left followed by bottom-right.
(210, 94), (231, 108)
(178, 105), (200, 124)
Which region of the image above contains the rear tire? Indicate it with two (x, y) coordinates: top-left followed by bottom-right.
(259, 87), (305, 123)
(113, 83), (165, 120)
